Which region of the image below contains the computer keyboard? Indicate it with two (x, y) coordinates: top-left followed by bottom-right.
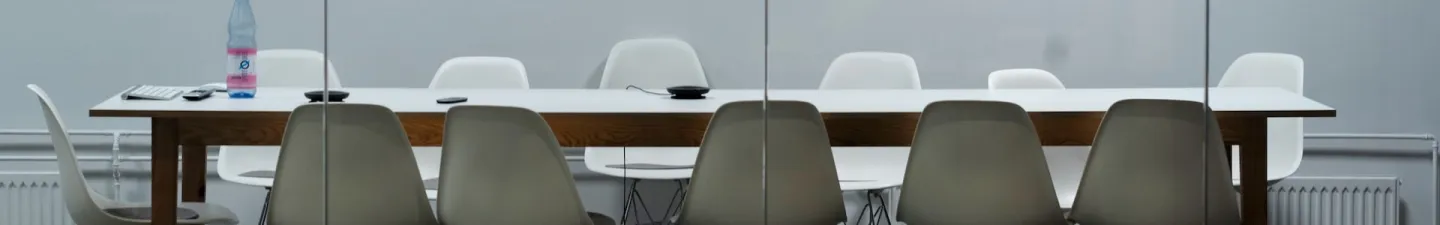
(121, 85), (186, 100)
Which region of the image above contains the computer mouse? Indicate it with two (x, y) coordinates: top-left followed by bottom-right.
(666, 86), (710, 99)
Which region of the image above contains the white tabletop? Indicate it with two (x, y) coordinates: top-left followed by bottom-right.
(91, 87), (1334, 117)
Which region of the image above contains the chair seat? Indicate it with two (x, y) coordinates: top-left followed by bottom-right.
(103, 202), (240, 225)
(220, 170), (276, 187)
(583, 147), (697, 180)
(585, 146), (912, 190)
(588, 212), (617, 225)
(833, 147), (909, 191)
(839, 180), (902, 191)
(106, 207), (200, 220)
(423, 178), (440, 200)
(217, 146), (281, 188)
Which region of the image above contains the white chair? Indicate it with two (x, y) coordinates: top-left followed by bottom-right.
(29, 84), (240, 225)
(588, 38), (709, 223)
(1068, 99), (1240, 225)
(897, 101), (1067, 225)
(265, 104), (439, 225)
(987, 68), (1064, 89)
(597, 38), (709, 89)
(676, 101), (846, 225)
(819, 51), (922, 89)
(1219, 52), (1305, 185)
(428, 56), (530, 89)
(217, 49), (343, 223)
(435, 106), (615, 225)
(819, 51), (920, 224)
(987, 68), (1079, 210)
(416, 56), (533, 200)
(256, 49), (342, 88)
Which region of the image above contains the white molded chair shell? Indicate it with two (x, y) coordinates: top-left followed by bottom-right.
(428, 56), (530, 89)
(986, 69), (1080, 209)
(265, 104), (438, 225)
(897, 101), (1067, 225)
(30, 84), (239, 225)
(419, 57), (531, 199)
(585, 38), (709, 187)
(216, 146), (280, 187)
(676, 101), (846, 225)
(219, 49), (344, 189)
(820, 52), (922, 90)
(435, 105), (611, 225)
(1218, 52), (1305, 184)
(598, 38), (709, 89)
(1069, 99), (1240, 225)
(256, 49), (342, 88)
(988, 68), (1064, 89)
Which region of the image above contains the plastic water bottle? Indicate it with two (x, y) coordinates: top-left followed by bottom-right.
(225, 0), (258, 98)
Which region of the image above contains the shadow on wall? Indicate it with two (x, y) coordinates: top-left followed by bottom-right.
(586, 60), (606, 88)
(1402, 201), (1411, 225)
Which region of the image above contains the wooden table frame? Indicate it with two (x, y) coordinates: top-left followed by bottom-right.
(94, 109), (1333, 225)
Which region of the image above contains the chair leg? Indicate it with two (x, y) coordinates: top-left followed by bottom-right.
(855, 191), (873, 225)
(620, 179), (635, 225)
(258, 187), (271, 225)
(871, 190), (892, 225)
(633, 185), (656, 224)
(661, 180), (686, 221)
(620, 179), (658, 224)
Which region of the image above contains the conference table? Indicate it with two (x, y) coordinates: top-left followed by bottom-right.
(89, 87), (1334, 225)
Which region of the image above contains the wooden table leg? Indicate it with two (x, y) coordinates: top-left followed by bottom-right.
(182, 144), (208, 202)
(152, 118), (179, 225)
(1238, 118), (1268, 225)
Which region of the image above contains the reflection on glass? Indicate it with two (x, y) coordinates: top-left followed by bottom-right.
(4, 0), (1365, 223)
(764, 0), (1231, 224)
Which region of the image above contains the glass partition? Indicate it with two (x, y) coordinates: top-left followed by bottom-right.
(767, 0), (1214, 224)
(320, 0), (766, 224)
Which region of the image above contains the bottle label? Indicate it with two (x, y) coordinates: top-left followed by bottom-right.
(226, 48), (258, 90)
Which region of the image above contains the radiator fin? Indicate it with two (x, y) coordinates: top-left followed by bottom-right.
(0, 173), (73, 225)
(1268, 177), (1400, 225)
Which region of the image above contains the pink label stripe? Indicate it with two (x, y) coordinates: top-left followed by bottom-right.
(227, 48), (257, 54)
(226, 74), (257, 89)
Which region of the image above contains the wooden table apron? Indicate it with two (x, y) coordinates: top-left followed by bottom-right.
(132, 111), (1274, 225)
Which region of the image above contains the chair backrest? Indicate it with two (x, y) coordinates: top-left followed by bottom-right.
(987, 68), (1065, 89)
(897, 101), (1067, 225)
(436, 106), (592, 225)
(819, 52), (922, 90)
(598, 38), (709, 89)
(985, 67), (1077, 209)
(1218, 52), (1304, 181)
(428, 56), (530, 89)
(257, 49), (342, 88)
(266, 104), (438, 225)
(1069, 99), (1239, 225)
(677, 101), (845, 225)
(29, 84), (117, 225)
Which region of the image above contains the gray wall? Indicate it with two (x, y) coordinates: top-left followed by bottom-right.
(2, 0), (1437, 224)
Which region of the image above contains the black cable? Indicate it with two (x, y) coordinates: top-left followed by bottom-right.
(626, 85), (670, 96)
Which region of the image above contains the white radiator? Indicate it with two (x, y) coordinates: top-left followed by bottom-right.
(1268, 176), (1400, 225)
(0, 172), (73, 225)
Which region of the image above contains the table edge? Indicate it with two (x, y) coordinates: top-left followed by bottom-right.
(89, 109), (1337, 118)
